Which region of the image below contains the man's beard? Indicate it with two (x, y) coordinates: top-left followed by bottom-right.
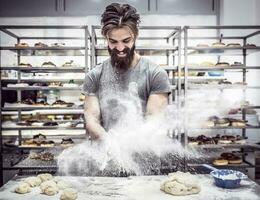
(108, 44), (135, 72)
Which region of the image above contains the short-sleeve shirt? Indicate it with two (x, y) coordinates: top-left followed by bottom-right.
(83, 57), (171, 131)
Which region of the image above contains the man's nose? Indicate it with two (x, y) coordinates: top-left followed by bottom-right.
(116, 43), (125, 52)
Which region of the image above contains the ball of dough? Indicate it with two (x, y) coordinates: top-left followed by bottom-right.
(57, 180), (71, 190)
(37, 173), (53, 182)
(24, 176), (42, 187)
(161, 180), (188, 195)
(40, 180), (59, 196)
(60, 188), (78, 200)
(53, 176), (61, 183)
(40, 180), (57, 190)
(161, 171), (201, 196)
(15, 182), (31, 194)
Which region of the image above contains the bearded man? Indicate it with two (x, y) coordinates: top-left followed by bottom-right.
(83, 3), (171, 141)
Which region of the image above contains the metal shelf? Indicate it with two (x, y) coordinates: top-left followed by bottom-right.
(2, 126), (84, 130)
(187, 46), (260, 55)
(188, 162), (255, 169)
(187, 65), (260, 71)
(188, 143), (260, 150)
(0, 66), (86, 73)
(1, 78), (85, 83)
(188, 126), (260, 130)
(1, 46), (85, 56)
(6, 157), (57, 170)
(3, 86), (82, 91)
(2, 107), (83, 111)
(188, 85), (260, 90)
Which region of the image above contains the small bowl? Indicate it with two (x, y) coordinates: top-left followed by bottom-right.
(210, 169), (247, 189)
(208, 71), (224, 76)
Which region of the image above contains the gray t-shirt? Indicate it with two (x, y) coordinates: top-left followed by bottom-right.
(83, 57), (171, 131)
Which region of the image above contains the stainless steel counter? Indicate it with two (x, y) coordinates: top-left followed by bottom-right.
(0, 175), (259, 200)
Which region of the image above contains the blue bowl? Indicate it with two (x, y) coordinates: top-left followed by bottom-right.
(208, 71), (224, 76)
(210, 169), (247, 189)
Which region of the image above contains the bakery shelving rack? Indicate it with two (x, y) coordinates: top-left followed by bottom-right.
(181, 26), (260, 178)
(91, 25), (182, 102)
(0, 25), (90, 186)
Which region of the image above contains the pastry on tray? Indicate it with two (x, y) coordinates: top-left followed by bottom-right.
(218, 135), (235, 144)
(51, 42), (65, 47)
(40, 140), (55, 147)
(211, 42), (226, 47)
(228, 156), (242, 164)
(47, 115), (56, 121)
(215, 118), (230, 127)
(21, 98), (35, 105)
(62, 60), (74, 67)
(40, 152), (54, 161)
(64, 115), (74, 120)
(196, 44), (209, 47)
(188, 135), (215, 145)
(199, 61), (215, 67)
(48, 82), (62, 87)
(33, 133), (46, 140)
(226, 43), (241, 47)
(43, 121), (58, 126)
(18, 63), (32, 67)
(218, 80), (232, 85)
(245, 43), (256, 47)
(231, 62), (243, 66)
(228, 118), (247, 127)
(215, 62), (230, 67)
(15, 43), (29, 47)
(34, 102), (49, 106)
(61, 138), (74, 148)
(34, 42), (48, 47)
(220, 152), (242, 164)
(22, 139), (39, 147)
(213, 158), (229, 166)
(52, 100), (74, 107)
(41, 61), (56, 67)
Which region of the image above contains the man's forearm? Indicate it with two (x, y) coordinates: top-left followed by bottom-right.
(85, 114), (106, 140)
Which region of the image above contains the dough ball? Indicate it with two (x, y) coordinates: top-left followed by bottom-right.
(161, 180), (187, 195)
(53, 176), (61, 183)
(160, 171), (201, 196)
(24, 176), (42, 187)
(37, 173), (53, 182)
(60, 188), (78, 200)
(40, 180), (59, 196)
(57, 180), (71, 190)
(15, 182), (31, 194)
(40, 180), (57, 191)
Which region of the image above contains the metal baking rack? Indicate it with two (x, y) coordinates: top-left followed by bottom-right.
(181, 26), (260, 177)
(0, 25), (90, 186)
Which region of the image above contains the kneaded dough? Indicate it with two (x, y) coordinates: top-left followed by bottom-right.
(24, 176), (42, 187)
(15, 182), (31, 194)
(60, 188), (78, 200)
(160, 171), (201, 196)
(40, 180), (59, 196)
(37, 173), (53, 182)
(57, 180), (71, 190)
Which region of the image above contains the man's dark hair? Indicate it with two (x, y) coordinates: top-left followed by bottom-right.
(101, 3), (140, 39)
